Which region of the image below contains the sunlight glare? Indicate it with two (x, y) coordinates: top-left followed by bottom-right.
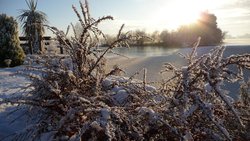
(150, 0), (214, 30)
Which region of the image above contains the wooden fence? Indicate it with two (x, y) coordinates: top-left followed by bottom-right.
(19, 36), (60, 54)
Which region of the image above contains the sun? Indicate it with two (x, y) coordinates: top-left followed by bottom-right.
(149, 0), (212, 30)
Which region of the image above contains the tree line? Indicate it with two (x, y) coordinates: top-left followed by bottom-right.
(105, 11), (225, 47)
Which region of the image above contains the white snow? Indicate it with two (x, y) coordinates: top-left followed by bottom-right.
(102, 76), (157, 105)
(0, 66), (32, 139)
(102, 78), (113, 88)
(101, 108), (111, 120)
(183, 130), (194, 141)
(0, 65), (155, 139)
(145, 85), (157, 92)
(39, 131), (56, 141)
(205, 83), (212, 93)
(111, 85), (123, 93)
(113, 89), (129, 104)
(183, 104), (198, 119)
(136, 107), (157, 121)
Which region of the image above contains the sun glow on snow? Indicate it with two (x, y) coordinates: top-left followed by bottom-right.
(150, 0), (215, 30)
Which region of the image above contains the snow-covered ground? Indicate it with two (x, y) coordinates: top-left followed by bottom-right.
(0, 64), (156, 140)
(1, 45), (250, 139)
(0, 66), (32, 139)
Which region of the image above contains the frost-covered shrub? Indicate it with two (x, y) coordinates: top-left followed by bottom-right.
(160, 38), (250, 140)
(2, 1), (250, 141)
(1, 1), (141, 140)
(240, 80), (250, 106)
(0, 14), (25, 67)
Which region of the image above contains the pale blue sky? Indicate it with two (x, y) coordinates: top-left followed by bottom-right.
(0, 0), (250, 37)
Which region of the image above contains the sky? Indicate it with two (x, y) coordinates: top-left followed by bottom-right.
(0, 0), (250, 37)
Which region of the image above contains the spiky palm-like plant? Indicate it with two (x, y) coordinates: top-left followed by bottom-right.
(18, 0), (47, 54)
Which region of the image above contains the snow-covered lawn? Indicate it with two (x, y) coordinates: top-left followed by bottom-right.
(0, 66), (31, 139)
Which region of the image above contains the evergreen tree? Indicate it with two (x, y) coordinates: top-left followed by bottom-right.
(0, 14), (25, 67)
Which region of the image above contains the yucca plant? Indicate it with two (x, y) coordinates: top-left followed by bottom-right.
(18, 0), (47, 54)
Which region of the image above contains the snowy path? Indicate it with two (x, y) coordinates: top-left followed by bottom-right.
(0, 67), (31, 139)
